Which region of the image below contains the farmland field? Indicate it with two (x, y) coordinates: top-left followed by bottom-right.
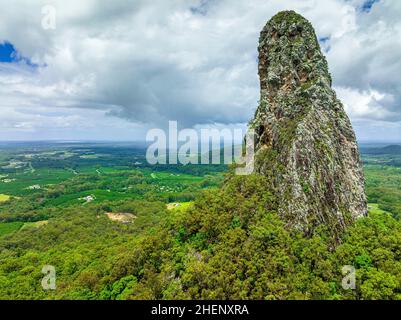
(0, 221), (23, 236)
(0, 194), (10, 202)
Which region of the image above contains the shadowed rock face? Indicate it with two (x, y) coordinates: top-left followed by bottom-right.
(250, 11), (367, 236)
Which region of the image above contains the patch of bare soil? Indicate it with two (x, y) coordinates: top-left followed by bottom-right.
(104, 212), (137, 223)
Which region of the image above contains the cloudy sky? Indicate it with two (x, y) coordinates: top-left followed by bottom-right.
(0, 0), (400, 142)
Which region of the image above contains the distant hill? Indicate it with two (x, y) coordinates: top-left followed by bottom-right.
(362, 145), (401, 155)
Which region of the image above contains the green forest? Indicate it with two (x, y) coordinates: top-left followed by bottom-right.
(0, 142), (401, 300)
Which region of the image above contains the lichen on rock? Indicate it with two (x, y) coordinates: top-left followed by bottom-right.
(250, 11), (367, 236)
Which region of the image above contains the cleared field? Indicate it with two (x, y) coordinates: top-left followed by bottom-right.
(368, 203), (391, 215)
(0, 194), (10, 202)
(79, 155), (99, 159)
(167, 201), (194, 211)
(0, 168), (75, 196)
(144, 171), (204, 183)
(105, 212), (136, 223)
(45, 189), (135, 206)
(0, 221), (23, 236)
(20, 220), (48, 231)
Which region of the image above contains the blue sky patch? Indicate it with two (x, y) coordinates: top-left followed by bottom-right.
(361, 0), (378, 12)
(0, 41), (39, 68)
(319, 37), (330, 43)
(0, 41), (17, 62)
(319, 37), (331, 53)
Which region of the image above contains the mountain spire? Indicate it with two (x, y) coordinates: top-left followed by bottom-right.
(250, 11), (367, 236)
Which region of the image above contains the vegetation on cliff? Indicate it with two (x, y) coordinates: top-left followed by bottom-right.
(251, 11), (367, 235)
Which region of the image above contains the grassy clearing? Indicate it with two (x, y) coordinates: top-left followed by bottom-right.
(20, 220), (48, 231)
(145, 171), (204, 183)
(0, 221), (23, 236)
(368, 203), (391, 215)
(0, 194), (10, 202)
(167, 201), (194, 211)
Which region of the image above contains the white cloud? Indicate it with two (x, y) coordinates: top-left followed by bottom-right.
(0, 0), (400, 141)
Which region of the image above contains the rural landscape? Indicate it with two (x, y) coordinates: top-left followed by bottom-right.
(0, 141), (401, 299)
(1, 0), (401, 304)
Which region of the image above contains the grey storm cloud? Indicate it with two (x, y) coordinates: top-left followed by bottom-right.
(0, 0), (400, 141)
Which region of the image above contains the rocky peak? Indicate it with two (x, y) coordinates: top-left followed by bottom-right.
(250, 11), (367, 236)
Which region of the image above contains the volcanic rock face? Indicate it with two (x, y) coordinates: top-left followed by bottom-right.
(250, 11), (367, 235)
